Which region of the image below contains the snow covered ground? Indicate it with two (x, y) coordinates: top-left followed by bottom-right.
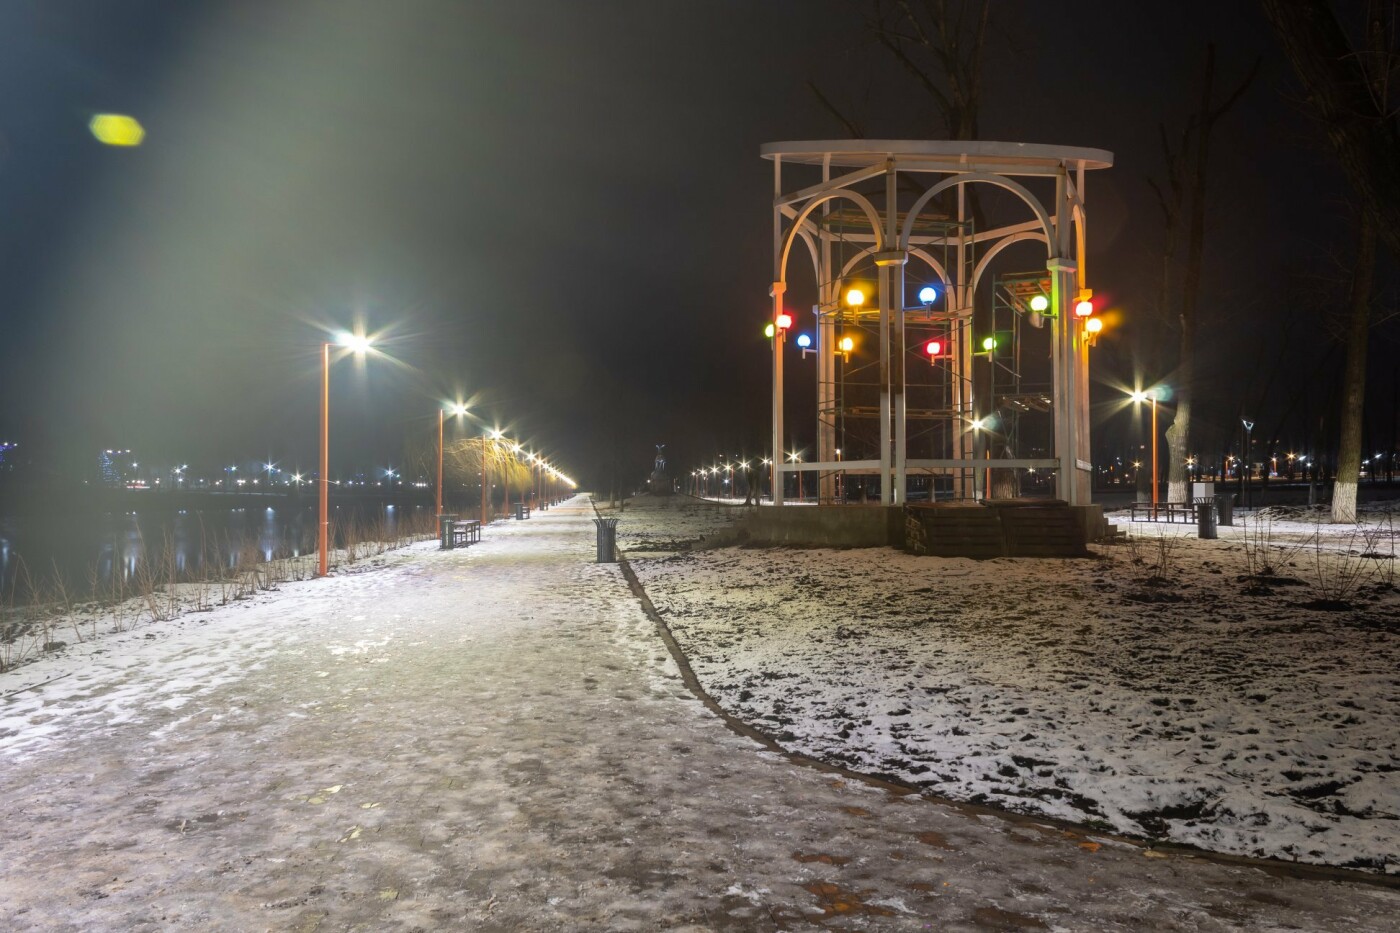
(621, 495), (1400, 874)
(2, 494), (1398, 930)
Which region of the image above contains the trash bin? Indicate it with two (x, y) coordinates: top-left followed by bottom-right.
(1194, 498), (1217, 540)
(593, 517), (619, 563)
(1215, 493), (1235, 527)
(514, 502), (525, 520)
(438, 513), (457, 549)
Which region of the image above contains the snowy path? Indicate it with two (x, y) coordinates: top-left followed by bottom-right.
(0, 497), (1395, 930)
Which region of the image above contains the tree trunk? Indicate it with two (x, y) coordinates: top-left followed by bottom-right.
(1332, 210), (1376, 522)
(1167, 47), (1217, 505)
(1165, 337), (1193, 504)
(1163, 45), (1257, 504)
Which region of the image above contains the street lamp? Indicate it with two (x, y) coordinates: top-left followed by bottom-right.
(1129, 388), (1162, 518)
(438, 403), (469, 517)
(320, 331), (373, 578)
(1241, 419), (1255, 509)
(787, 451), (803, 501)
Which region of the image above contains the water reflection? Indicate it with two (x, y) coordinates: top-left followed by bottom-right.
(0, 503), (432, 600)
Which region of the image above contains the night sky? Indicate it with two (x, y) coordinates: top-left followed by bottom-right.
(0, 1), (1385, 488)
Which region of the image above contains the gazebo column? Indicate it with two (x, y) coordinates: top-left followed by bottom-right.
(771, 280), (786, 506)
(876, 248), (909, 504)
(817, 299), (837, 502)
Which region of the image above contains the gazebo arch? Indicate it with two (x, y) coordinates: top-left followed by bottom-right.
(777, 189), (885, 287)
(761, 140), (1113, 511)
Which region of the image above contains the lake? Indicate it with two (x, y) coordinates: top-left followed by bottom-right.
(0, 493), (441, 601)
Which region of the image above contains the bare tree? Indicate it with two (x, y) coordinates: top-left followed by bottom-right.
(809, 1), (990, 144)
(1160, 45), (1260, 505)
(867, 0), (990, 141)
(1263, 0), (1397, 521)
(1263, 0), (1400, 260)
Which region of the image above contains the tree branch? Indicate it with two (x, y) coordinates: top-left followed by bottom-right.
(806, 80), (866, 138)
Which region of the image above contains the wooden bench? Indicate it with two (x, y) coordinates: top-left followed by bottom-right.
(449, 519), (481, 547)
(1128, 501), (1196, 523)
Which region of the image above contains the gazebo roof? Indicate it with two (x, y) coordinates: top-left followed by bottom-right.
(760, 140), (1113, 172)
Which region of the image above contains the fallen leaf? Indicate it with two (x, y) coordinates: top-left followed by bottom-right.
(1079, 842), (1102, 853)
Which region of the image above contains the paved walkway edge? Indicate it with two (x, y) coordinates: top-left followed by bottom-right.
(600, 502), (1400, 892)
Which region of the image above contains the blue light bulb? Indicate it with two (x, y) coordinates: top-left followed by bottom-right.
(918, 285), (938, 304)
(796, 333), (813, 349)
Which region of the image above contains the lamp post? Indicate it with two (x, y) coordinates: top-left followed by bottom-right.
(788, 451), (802, 501)
(437, 403), (468, 517)
(1241, 419), (1254, 509)
(319, 332), (372, 578)
(1130, 388), (1162, 518)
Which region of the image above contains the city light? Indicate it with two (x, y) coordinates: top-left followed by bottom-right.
(918, 285), (938, 304)
(845, 288), (865, 308)
(1029, 294), (1049, 313)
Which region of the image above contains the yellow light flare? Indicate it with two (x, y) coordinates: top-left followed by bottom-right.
(89, 113), (145, 147)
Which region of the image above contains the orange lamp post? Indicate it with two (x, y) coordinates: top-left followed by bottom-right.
(319, 332), (372, 578)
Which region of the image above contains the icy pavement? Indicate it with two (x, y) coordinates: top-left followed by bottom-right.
(0, 497), (1396, 930)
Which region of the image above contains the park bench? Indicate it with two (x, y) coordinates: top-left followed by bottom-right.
(449, 519), (481, 548)
(1128, 501), (1196, 523)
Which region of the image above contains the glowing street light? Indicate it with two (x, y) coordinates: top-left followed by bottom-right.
(917, 285), (938, 305)
(787, 450), (804, 501)
(1029, 294), (1049, 314)
(1129, 387), (1164, 517)
(319, 331), (373, 578)
(438, 403), (469, 517)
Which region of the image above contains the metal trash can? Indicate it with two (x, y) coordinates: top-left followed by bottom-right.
(1215, 493), (1235, 527)
(514, 502), (525, 520)
(438, 514), (457, 549)
(1194, 498), (1217, 540)
(593, 517), (619, 563)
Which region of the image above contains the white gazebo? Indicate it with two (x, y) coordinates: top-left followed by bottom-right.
(763, 139), (1113, 508)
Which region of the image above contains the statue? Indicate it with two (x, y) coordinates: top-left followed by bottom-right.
(650, 443), (674, 496)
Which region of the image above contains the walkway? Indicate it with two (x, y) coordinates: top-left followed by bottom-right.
(0, 498), (1394, 930)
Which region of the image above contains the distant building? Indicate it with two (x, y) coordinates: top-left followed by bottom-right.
(98, 449), (136, 487)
